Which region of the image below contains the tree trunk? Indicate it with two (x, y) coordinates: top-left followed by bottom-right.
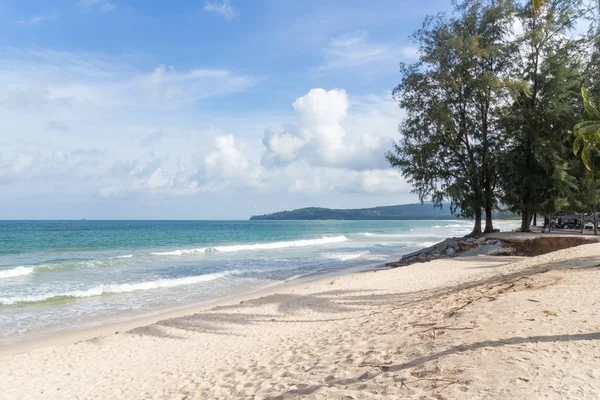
(593, 164), (597, 235)
(520, 207), (531, 232)
(581, 213), (585, 235)
(484, 205), (494, 233)
(472, 208), (483, 236)
(533, 211), (537, 226)
(483, 178), (494, 234)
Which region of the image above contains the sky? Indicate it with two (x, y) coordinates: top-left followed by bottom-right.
(0, 0), (451, 219)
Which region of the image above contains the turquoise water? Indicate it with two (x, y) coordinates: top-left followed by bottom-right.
(0, 220), (518, 343)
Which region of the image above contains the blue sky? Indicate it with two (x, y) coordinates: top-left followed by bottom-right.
(0, 0), (450, 219)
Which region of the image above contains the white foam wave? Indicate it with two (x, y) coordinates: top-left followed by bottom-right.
(151, 236), (349, 256)
(417, 242), (438, 248)
(114, 254), (133, 259)
(433, 223), (469, 229)
(322, 251), (371, 261)
(358, 232), (409, 238)
(0, 271), (238, 305)
(0, 266), (35, 279)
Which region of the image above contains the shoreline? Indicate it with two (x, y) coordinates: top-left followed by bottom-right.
(1, 238), (598, 398)
(0, 261), (389, 355)
(0, 224), (525, 353)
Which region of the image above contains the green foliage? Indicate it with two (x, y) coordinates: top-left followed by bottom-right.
(386, 0), (516, 234)
(497, 0), (586, 230)
(574, 87), (600, 171)
(387, 0), (598, 231)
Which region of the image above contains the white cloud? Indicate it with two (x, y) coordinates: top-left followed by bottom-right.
(256, 88), (410, 197)
(271, 164), (409, 195)
(79, 0), (116, 13)
(0, 50), (256, 111)
(96, 131), (262, 198)
(261, 88), (401, 171)
(203, 0), (238, 20)
(17, 14), (60, 26)
(45, 120), (70, 132)
(0, 149), (104, 186)
(261, 125), (305, 166)
(138, 130), (164, 147)
(139, 64), (255, 105)
(200, 134), (262, 189)
(320, 31), (418, 71)
(0, 45), (412, 214)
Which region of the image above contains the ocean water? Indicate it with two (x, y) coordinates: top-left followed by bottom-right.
(0, 219), (518, 344)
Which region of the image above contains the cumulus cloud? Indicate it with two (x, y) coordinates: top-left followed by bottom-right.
(97, 132), (261, 198)
(261, 125), (305, 166)
(203, 0), (238, 20)
(0, 45), (411, 212)
(0, 149), (104, 186)
(261, 88), (401, 171)
(256, 88), (412, 197)
(284, 167), (408, 195)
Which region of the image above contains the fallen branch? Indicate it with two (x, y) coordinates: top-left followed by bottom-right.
(445, 300), (475, 317)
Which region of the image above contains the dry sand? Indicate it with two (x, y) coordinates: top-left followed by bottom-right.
(1, 243), (599, 399)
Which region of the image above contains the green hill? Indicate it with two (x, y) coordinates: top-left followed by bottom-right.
(250, 203), (520, 221)
(250, 203), (458, 220)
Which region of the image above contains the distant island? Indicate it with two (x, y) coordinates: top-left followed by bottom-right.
(250, 203), (513, 221)
(250, 203), (519, 221)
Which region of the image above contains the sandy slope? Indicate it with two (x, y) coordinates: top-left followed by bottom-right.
(1, 244), (599, 399)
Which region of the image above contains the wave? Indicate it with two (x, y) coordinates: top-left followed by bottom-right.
(0, 255), (135, 277)
(0, 266), (35, 279)
(358, 232), (439, 239)
(322, 251), (371, 261)
(358, 232), (410, 238)
(0, 271), (238, 306)
(151, 236), (349, 256)
(433, 223), (469, 229)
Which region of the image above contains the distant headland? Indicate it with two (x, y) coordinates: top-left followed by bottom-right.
(250, 203), (518, 221)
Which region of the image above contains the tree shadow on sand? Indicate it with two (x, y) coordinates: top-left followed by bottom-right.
(268, 331), (600, 398)
(128, 254), (600, 341)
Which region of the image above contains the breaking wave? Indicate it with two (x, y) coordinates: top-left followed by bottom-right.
(0, 271), (238, 305)
(0, 266), (35, 279)
(151, 236), (349, 256)
(322, 251), (371, 261)
(114, 254), (133, 259)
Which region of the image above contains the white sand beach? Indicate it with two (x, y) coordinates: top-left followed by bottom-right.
(1, 242), (599, 399)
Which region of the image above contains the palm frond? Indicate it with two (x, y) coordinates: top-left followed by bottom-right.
(573, 134), (583, 156)
(574, 87), (600, 172)
(582, 87), (600, 120)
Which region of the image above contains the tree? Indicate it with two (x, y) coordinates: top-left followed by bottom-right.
(387, 0), (514, 235)
(498, 0), (586, 232)
(574, 86), (600, 233)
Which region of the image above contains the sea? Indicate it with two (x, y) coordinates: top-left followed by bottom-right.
(0, 219), (519, 344)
